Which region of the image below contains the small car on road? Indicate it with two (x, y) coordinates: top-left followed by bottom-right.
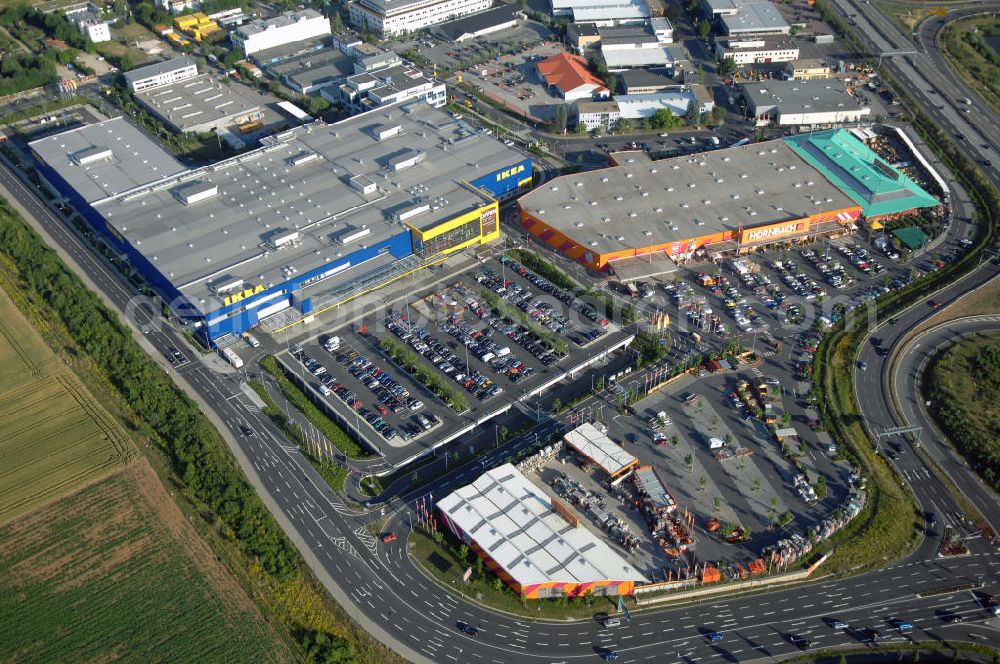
(381, 533), (397, 543)
(457, 621), (479, 636)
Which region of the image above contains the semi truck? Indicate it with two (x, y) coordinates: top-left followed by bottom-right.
(220, 346), (243, 368)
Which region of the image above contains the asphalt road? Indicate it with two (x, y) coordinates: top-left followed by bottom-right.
(2, 7), (1000, 655)
(828, 0), (1000, 189)
(6, 147), (1000, 662)
(891, 312), (1000, 530)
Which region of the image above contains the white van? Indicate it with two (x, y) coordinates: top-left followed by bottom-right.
(603, 617), (622, 628)
(244, 333), (260, 348)
(324, 335), (341, 352)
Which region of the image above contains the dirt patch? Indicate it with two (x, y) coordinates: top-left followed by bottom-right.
(124, 458), (259, 614)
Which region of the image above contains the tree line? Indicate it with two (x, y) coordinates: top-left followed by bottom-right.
(0, 200), (299, 580)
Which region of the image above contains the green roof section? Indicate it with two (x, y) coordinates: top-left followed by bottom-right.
(891, 226), (930, 250)
(783, 129), (940, 218)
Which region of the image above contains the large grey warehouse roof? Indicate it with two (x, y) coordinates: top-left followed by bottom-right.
(721, 1), (789, 33)
(743, 79), (860, 115)
(135, 73), (262, 133)
(31, 102), (525, 313)
(518, 140), (855, 252)
(269, 49), (355, 89)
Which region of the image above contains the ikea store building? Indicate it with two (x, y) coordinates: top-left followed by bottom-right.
(30, 101), (531, 347)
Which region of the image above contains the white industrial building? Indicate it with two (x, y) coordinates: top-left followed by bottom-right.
(742, 79), (870, 126)
(614, 91), (701, 120)
(78, 17), (111, 42)
(599, 21), (674, 69)
(64, 3), (111, 43)
(231, 9), (331, 56)
(721, 3), (789, 36)
(700, 0), (790, 35)
(431, 5), (520, 42)
(550, 0), (649, 26)
(349, 0), (491, 37)
(574, 100), (621, 131)
(563, 422), (638, 478)
(715, 37), (799, 65)
(437, 463), (648, 599)
(156, 0), (198, 14)
(123, 57), (199, 93)
(325, 63), (445, 113)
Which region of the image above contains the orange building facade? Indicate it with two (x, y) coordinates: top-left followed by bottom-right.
(518, 204), (862, 272)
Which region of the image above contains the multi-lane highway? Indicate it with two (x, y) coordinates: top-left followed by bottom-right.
(5, 143), (1000, 662)
(2, 3), (1000, 656)
(828, 0), (1000, 189)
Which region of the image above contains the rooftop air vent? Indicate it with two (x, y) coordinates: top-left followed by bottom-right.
(375, 124), (402, 140)
(72, 146), (112, 166)
(175, 180), (218, 206)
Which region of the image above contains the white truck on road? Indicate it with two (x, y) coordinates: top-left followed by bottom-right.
(220, 346), (244, 368)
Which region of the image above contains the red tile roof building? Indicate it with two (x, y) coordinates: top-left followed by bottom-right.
(536, 52), (610, 101)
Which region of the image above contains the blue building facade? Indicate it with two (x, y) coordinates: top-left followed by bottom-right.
(471, 157), (533, 200)
(34, 148), (533, 346)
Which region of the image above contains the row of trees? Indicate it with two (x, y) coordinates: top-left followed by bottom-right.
(379, 336), (470, 412)
(0, 3), (96, 53)
(0, 3), (98, 95)
(0, 50), (59, 96)
(0, 200), (300, 580)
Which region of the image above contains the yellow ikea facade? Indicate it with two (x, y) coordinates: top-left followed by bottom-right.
(407, 200), (500, 257)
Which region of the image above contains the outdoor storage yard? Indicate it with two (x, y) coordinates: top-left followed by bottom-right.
(517, 365), (862, 582)
(277, 256), (634, 466)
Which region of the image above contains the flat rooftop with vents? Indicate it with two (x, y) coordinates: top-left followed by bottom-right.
(518, 139), (854, 257)
(437, 463), (648, 598)
(134, 73), (264, 134)
(30, 102), (528, 332)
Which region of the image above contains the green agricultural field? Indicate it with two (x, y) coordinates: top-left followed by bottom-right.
(0, 461), (295, 663)
(0, 287), (132, 523)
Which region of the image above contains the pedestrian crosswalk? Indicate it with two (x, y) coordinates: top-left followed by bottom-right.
(759, 349), (776, 358)
(749, 367), (764, 378)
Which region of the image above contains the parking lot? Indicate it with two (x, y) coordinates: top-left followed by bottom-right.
(396, 21), (556, 74)
(285, 335), (452, 450)
(280, 257), (633, 462)
(619, 229), (974, 358)
(451, 39), (568, 123)
(522, 363), (857, 580)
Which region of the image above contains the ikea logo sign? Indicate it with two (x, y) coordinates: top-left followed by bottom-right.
(496, 164), (526, 182)
(223, 284), (265, 307)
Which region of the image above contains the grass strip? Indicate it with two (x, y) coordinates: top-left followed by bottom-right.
(378, 337), (470, 412)
(923, 333), (1000, 491)
(800, 0), (1000, 575)
(260, 355), (371, 460)
(409, 528), (618, 620)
